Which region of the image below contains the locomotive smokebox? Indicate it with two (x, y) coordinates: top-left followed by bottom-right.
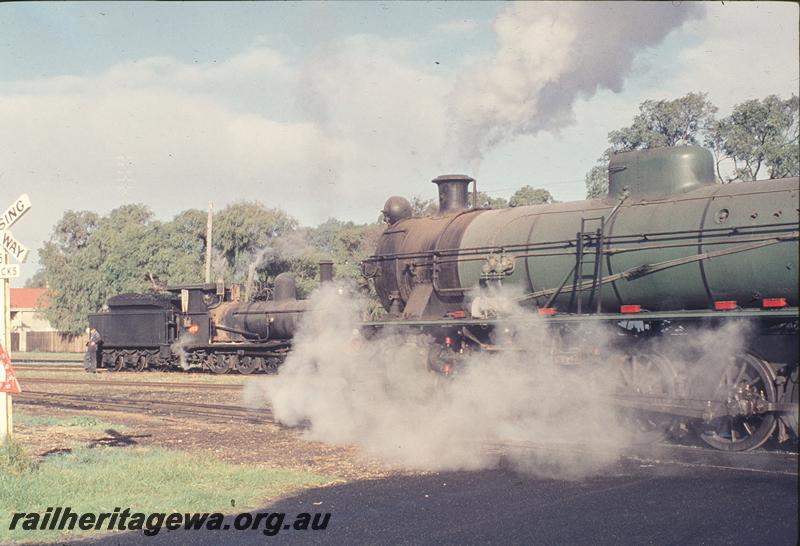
(432, 174), (475, 214)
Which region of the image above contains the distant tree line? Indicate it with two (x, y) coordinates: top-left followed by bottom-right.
(409, 185), (556, 217)
(585, 92), (799, 198)
(30, 183), (559, 333)
(29, 202), (384, 333)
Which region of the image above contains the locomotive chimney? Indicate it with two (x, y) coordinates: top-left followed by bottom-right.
(432, 174), (475, 214)
(319, 260), (334, 284)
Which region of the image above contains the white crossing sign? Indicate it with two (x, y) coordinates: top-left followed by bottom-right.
(0, 194), (31, 231)
(0, 230), (28, 263)
(1, 193), (31, 442)
(0, 264), (19, 279)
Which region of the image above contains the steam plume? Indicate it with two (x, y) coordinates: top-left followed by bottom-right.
(247, 286), (638, 478)
(447, 2), (704, 165)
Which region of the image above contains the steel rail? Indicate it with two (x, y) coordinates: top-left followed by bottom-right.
(19, 377), (243, 390)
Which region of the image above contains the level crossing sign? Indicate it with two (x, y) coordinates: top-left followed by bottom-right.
(0, 194), (31, 264)
(1, 192), (31, 440)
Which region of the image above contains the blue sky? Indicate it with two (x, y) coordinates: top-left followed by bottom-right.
(1, 2), (501, 79)
(1, 1), (798, 286)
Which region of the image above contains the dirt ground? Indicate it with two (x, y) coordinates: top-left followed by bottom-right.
(11, 369), (414, 481)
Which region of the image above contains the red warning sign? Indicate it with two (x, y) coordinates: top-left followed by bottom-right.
(0, 343), (21, 394)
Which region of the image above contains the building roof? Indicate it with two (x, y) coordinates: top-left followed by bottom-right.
(10, 288), (48, 310)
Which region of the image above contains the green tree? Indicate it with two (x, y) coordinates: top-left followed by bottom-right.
(409, 196), (438, 217)
(144, 209), (207, 288)
(24, 269), (46, 288)
(213, 201), (298, 282)
(709, 94), (799, 181)
(585, 92), (718, 197)
(39, 205), (212, 333)
(39, 205), (152, 333)
(607, 92), (718, 152)
(305, 219), (383, 279)
(584, 165), (609, 199)
(585, 92), (799, 196)
(474, 191), (508, 209)
(508, 186), (555, 207)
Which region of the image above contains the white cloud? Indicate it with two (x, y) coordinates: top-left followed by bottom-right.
(0, 35), (450, 242)
(665, 2), (799, 111)
(433, 19), (479, 35)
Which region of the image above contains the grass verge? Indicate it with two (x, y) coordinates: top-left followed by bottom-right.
(0, 446), (334, 544)
(10, 352), (82, 362)
(13, 412), (125, 431)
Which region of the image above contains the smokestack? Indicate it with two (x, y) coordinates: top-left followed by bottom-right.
(319, 260), (334, 284)
(432, 174), (475, 214)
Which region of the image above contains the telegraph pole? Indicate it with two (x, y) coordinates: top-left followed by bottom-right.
(205, 202), (213, 284)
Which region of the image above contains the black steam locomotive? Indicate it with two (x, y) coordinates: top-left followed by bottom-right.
(89, 262), (332, 374)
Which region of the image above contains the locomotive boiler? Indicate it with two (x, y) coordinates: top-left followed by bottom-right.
(362, 146), (799, 451)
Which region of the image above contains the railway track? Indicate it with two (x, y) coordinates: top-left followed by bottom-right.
(15, 390), (276, 425)
(18, 376), (244, 391)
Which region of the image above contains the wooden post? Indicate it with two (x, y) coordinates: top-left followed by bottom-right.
(1, 253), (11, 441)
(205, 202), (213, 284)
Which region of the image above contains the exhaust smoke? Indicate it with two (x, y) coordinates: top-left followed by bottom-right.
(246, 286), (648, 478)
(446, 2), (704, 166)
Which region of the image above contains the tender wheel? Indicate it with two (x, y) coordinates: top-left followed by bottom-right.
(264, 357), (280, 373)
(695, 353), (777, 452)
(207, 354), (229, 375)
(113, 353), (127, 372)
(236, 356), (260, 375)
(614, 350), (681, 444)
(133, 354), (148, 372)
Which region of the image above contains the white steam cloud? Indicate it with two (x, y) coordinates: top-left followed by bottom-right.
(447, 2), (704, 165)
(247, 286), (642, 478)
(246, 285), (774, 476)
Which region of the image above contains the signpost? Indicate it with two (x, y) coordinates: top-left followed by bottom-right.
(0, 193), (30, 442)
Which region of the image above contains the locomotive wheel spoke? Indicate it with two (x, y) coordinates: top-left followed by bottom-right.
(733, 363), (748, 386)
(697, 353), (777, 452)
(236, 356), (260, 375)
(614, 350), (680, 444)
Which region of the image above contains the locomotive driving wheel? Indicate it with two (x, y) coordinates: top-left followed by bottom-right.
(236, 356), (260, 375)
(695, 353), (777, 452)
(613, 350), (681, 444)
(206, 354), (230, 375)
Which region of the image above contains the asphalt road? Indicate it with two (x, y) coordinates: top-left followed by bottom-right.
(82, 456), (797, 546)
